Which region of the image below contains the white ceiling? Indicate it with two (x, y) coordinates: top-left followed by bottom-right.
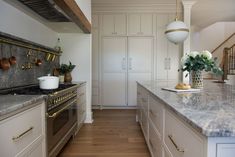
(92, 0), (235, 29)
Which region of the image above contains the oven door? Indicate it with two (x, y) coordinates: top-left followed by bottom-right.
(47, 98), (77, 152)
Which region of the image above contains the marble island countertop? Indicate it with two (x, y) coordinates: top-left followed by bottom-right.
(138, 80), (235, 137)
(0, 95), (46, 121)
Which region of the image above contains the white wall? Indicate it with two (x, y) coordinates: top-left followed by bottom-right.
(59, 33), (92, 123)
(191, 22), (235, 52)
(75, 0), (91, 23)
(0, 0), (58, 48)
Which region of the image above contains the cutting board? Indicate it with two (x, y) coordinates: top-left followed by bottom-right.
(162, 87), (201, 93)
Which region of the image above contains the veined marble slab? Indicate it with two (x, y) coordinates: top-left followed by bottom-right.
(0, 95), (46, 121)
(138, 80), (235, 137)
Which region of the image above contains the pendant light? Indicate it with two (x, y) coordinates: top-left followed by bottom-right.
(165, 0), (189, 44)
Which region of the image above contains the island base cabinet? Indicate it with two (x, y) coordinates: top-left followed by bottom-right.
(164, 110), (204, 157)
(141, 111), (149, 141)
(217, 144), (235, 157)
(149, 120), (163, 157)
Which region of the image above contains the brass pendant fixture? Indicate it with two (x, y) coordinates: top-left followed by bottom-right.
(165, 0), (189, 44)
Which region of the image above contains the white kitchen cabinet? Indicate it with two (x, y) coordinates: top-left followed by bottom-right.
(128, 37), (153, 106)
(0, 101), (46, 157)
(102, 14), (126, 36)
(217, 144), (235, 157)
(128, 14), (153, 36)
(149, 120), (163, 157)
(92, 21), (99, 106)
(164, 110), (204, 157)
(156, 14), (180, 82)
(149, 94), (164, 136)
(102, 37), (127, 106)
(101, 37), (153, 107)
(77, 83), (87, 129)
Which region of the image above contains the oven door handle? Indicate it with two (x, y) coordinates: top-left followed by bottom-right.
(47, 99), (77, 118)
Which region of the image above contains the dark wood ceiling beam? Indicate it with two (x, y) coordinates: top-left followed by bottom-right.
(53, 0), (91, 34)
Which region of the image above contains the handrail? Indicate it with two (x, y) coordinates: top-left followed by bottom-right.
(212, 33), (235, 54)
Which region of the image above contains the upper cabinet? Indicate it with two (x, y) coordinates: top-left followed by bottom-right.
(128, 14), (153, 36)
(102, 14), (127, 36)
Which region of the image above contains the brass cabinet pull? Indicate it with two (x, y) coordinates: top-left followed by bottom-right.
(47, 99), (77, 118)
(12, 127), (34, 141)
(168, 135), (185, 153)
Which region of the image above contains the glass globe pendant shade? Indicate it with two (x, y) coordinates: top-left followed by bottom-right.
(165, 20), (189, 44)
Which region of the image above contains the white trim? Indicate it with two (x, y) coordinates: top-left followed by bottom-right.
(92, 3), (182, 14)
(92, 105), (137, 110)
(84, 110), (93, 123)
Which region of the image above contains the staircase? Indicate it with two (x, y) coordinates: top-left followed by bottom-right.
(211, 33), (235, 84)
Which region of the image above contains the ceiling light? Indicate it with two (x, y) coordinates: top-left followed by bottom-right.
(165, 0), (189, 44)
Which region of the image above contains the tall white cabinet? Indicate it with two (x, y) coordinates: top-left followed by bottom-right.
(92, 12), (181, 108)
(102, 37), (153, 106)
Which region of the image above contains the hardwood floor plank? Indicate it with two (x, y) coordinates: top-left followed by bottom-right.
(58, 109), (150, 157)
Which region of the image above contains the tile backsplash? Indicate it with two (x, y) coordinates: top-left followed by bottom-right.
(0, 32), (60, 89)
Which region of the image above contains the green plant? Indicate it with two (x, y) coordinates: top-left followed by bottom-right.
(59, 61), (76, 74)
(179, 50), (223, 77)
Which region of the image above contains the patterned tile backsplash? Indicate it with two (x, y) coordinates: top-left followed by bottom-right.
(0, 32), (60, 89)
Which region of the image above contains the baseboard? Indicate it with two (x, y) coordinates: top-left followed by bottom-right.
(92, 105), (137, 109)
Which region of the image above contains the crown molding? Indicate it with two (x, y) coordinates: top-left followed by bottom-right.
(92, 3), (183, 13)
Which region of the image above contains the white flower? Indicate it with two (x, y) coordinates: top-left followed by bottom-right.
(188, 51), (200, 58)
(181, 55), (189, 65)
(201, 50), (212, 60)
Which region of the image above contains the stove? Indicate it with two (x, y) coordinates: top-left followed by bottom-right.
(0, 84), (78, 112)
(0, 83), (79, 157)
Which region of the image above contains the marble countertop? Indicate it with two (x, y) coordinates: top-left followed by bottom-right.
(138, 80), (235, 137)
(0, 95), (46, 121)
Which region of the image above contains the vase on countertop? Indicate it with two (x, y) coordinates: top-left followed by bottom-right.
(191, 70), (203, 89)
(64, 72), (72, 83)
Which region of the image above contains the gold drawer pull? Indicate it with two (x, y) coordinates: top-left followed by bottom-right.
(12, 127), (34, 142)
(168, 135), (184, 153)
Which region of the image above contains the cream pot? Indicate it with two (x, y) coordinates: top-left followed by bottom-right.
(38, 76), (59, 90)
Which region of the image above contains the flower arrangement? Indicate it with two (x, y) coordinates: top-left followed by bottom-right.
(180, 50), (223, 77)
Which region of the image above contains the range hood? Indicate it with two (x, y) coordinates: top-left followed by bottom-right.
(17, 0), (71, 22)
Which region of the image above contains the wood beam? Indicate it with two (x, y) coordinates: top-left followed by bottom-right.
(54, 0), (91, 34)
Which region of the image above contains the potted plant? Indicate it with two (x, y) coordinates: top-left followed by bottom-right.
(59, 61), (76, 83)
(180, 50), (223, 88)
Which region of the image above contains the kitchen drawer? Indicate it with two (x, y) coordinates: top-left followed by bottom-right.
(217, 144), (235, 157)
(141, 111), (148, 141)
(0, 104), (44, 157)
(141, 88), (149, 113)
(149, 120), (163, 157)
(77, 90), (86, 105)
(164, 110), (204, 157)
(149, 94), (164, 136)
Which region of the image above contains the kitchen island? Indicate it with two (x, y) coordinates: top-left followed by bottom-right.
(137, 80), (235, 157)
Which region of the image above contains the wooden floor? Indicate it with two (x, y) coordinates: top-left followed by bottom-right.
(58, 109), (150, 157)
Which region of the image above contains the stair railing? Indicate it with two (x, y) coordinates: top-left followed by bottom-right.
(221, 44), (235, 81)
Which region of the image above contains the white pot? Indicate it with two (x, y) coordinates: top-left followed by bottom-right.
(38, 76), (59, 90)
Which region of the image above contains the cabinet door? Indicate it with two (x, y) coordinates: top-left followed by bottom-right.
(217, 144), (235, 157)
(128, 14), (141, 35)
(115, 14), (127, 35)
(102, 37), (127, 106)
(156, 14), (168, 80)
(102, 14), (115, 35)
(92, 28), (99, 106)
(141, 14), (153, 35)
(127, 37), (153, 106)
(128, 37), (153, 73)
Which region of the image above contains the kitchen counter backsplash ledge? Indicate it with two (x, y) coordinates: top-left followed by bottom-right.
(0, 95), (46, 121)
